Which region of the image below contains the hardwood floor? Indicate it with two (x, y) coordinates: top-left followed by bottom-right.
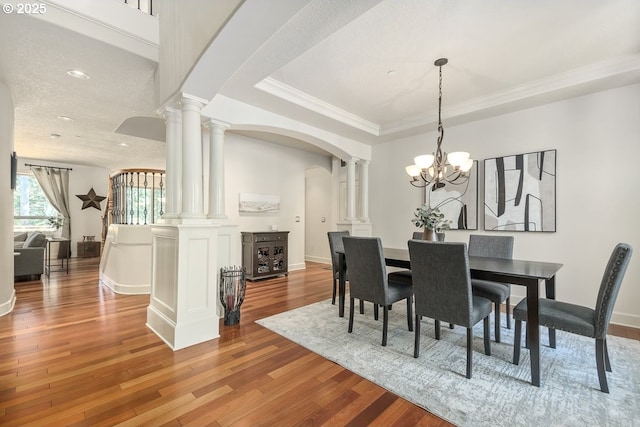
(1, 259), (450, 426)
(1, 258), (638, 426)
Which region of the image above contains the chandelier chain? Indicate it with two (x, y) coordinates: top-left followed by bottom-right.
(406, 57), (473, 189)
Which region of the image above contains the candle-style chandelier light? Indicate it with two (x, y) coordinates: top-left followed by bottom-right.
(405, 58), (473, 189)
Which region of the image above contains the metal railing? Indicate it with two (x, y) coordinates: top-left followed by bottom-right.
(124, 0), (154, 16)
(107, 169), (165, 227)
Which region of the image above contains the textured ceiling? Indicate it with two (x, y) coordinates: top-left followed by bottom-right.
(1, 0), (639, 170)
(0, 11), (160, 170)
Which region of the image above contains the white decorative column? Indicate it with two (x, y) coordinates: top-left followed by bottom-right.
(338, 158), (372, 237)
(147, 95), (239, 352)
(205, 119), (229, 219)
(346, 158), (357, 223)
(358, 159), (370, 223)
(162, 107), (181, 220)
(179, 97), (205, 219)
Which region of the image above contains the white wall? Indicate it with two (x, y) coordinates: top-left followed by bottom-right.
(223, 133), (332, 271)
(0, 82), (16, 316)
(370, 83), (640, 328)
(17, 157), (110, 257)
(305, 166), (333, 263)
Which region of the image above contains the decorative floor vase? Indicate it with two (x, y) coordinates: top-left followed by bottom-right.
(220, 266), (246, 326)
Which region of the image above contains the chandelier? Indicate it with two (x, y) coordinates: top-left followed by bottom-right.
(405, 58), (473, 189)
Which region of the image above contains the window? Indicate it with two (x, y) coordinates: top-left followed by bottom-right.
(13, 173), (59, 231)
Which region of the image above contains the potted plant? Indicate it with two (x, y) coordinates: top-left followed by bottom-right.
(47, 216), (64, 238)
(411, 204), (451, 241)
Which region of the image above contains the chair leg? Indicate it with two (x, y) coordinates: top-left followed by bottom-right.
(382, 306), (389, 346)
(332, 278), (337, 305)
(505, 297), (511, 329)
(494, 302), (501, 343)
(359, 300), (364, 314)
(414, 314), (421, 358)
(513, 319), (522, 365)
(374, 304), (379, 321)
(595, 338), (609, 393)
(483, 316), (491, 356)
(434, 319), (441, 340)
(348, 297), (355, 333)
(466, 328), (473, 379)
(604, 338), (611, 372)
(406, 297), (413, 332)
(449, 323), (454, 329)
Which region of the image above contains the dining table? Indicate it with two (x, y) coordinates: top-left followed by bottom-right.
(336, 246), (563, 387)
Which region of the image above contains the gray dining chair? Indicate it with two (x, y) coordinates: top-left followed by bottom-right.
(342, 236), (414, 346)
(468, 234), (514, 343)
(327, 231), (350, 305)
(513, 243), (632, 393)
(408, 240), (492, 379)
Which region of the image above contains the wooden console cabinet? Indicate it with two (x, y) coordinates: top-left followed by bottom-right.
(77, 241), (101, 258)
(241, 231), (289, 280)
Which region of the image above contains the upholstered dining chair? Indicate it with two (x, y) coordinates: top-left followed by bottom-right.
(342, 236), (414, 346)
(327, 231), (350, 305)
(468, 234), (514, 343)
(513, 243), (632, 393)
(408, 240), (492, 379)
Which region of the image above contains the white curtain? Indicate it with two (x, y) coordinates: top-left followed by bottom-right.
(31, 167), (71, 256)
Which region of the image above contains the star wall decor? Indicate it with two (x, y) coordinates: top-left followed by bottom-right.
(76, 187), (106, 210)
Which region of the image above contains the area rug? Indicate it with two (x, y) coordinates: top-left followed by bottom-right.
(256, 299), (640, 426)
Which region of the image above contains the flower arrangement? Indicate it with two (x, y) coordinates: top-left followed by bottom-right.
(411, 204), (451, 232)
(47, 216), (64, 230)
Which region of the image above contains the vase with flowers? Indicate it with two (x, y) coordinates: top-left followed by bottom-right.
(411, 204), (451, 241)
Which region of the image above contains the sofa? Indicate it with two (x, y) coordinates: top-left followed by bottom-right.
(14, 232), (47, 280)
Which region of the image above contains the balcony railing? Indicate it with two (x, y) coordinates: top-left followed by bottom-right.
(107, 169), (165, 227)
(124, 0), (154, 16)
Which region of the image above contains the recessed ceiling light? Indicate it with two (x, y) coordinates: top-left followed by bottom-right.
(50, 133), (61, 139)
(66, 69), (90, 79)
(119, 142), (129, 147)
(58, 115), (75, 122)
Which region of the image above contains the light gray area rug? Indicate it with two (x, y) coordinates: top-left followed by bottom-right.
(256, 299), (640, 427)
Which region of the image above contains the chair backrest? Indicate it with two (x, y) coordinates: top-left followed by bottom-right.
(327, 231), (350, 275)
(408, 240), (474, 327)
(594, 243), (633, 338)
(342, 237), (388, 305)
(412, 231), (424, 240)
(468, 234), (514, 259)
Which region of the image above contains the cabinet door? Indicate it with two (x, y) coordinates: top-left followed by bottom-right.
(271, 244), (286, 273)
(256, 245), (271, 275)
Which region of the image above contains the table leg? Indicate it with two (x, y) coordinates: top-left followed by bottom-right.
(338, 252), (346, 318)
(545, 276), (556, 348)
(526, 279), (541, 387)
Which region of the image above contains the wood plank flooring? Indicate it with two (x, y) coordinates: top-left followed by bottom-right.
(1, 258), (638, 426)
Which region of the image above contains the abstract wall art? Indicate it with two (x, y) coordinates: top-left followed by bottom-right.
(484, 149), (556, 232)
(425, 160), (478, 230)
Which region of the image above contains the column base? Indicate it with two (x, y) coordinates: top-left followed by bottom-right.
(337, 222), (372, 236)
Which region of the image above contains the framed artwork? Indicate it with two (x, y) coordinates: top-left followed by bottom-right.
(484, 149), (556, 232)
(425, 160), (478, 230)
(239, 193), (280, 213)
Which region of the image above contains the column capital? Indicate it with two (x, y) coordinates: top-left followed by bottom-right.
(203, 119), (231, 131)
(159, 106), (182, 121)
(180, 96), (205, 111)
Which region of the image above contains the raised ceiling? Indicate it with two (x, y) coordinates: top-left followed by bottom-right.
(1, 0), (639, 170)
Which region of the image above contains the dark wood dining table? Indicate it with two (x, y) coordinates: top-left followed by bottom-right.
(336, 246), (563, 387)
